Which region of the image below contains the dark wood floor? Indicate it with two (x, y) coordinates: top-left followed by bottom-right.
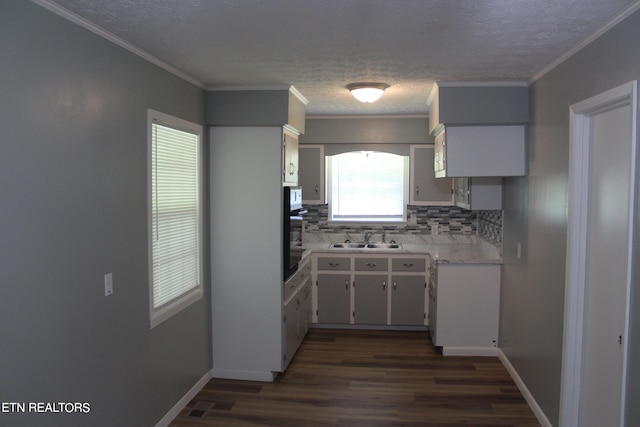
(170, 329), (540, 426)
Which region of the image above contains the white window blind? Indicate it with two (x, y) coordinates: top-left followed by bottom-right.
(329, 151), (407, 222)
(148, 110), (203, 328)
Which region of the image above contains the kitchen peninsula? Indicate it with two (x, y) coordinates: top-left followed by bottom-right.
(300, 232), (503, 356)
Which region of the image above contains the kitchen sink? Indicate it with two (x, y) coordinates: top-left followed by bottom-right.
(329, 242), (367, 248)
(329, 242), (402, 249)
(366, 243), (401, 249)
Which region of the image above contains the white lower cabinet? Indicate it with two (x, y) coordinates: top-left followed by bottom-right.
(432, 263), (500, 356)
(283, 292), (299, 367)
(313, 254), (428, 327)
(283, 257), (312, 369)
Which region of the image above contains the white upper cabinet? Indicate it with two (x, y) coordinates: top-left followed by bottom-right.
(434, 126), (526, 177)
(428, 82), (528, 177)
(454, 177), (502, 210)
(299, 144), (325, 204)
(410, 145), (454, 205)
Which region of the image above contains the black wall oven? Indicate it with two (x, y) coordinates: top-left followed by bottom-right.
(283, 186), (306, 281)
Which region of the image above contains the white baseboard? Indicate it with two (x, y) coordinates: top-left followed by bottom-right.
(155, 371), (212, 427)
(442, 346), (499, 356)
(211, 368), (277, 382)
(498, 349), (553, 427)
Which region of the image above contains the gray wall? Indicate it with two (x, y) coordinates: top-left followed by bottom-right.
(501, 8), (640, 426)
(300, 116), (429, 144)
(0, 1), (209, 426)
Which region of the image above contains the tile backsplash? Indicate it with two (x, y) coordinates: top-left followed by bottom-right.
(302, 204), (502, 247)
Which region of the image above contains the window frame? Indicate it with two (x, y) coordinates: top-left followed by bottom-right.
(147, 109), (204, 329)
(326, 151), (409, 224)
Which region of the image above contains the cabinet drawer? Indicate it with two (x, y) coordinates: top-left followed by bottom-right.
(317, 257), (350, 271)
(392, 258), (426, 272)
(354, 257), (388, 271)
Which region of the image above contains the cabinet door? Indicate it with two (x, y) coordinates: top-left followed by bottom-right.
(283, 295), (299, 367)
(454, 177), (470, 208)
(435, 264), (500, 348)
(391, 275), (426, 325)
(441, 126), (526, 177)
(410, 145), (454, 205)
(427, 279), (437, 343)
(299, 145), (325, 204)
(299, 280), (311, 337)
(317, 274), (351, 324)
(454, 177), (503, 210)
(354, 274), (388, 325)
(283, 130), (299, 185)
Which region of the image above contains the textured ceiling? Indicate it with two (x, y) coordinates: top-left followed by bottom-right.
(43, 0), (639, 115)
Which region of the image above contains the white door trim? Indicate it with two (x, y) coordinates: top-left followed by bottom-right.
(561, 80), (638, 427)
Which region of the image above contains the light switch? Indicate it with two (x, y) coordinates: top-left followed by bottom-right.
(104, 273), (113, 296)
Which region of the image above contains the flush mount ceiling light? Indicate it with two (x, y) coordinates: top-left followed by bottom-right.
(347, 83), (389, 103)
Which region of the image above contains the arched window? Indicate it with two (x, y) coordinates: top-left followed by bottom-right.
(327, 151), (408, 222)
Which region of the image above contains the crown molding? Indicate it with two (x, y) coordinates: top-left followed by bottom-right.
(531, 0), (640, 83)
(30, 0), (205, 88)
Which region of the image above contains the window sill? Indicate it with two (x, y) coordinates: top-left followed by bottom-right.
(328, 218), (407, 226)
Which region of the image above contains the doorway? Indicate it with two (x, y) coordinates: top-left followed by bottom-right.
(561, 81), (638, 426)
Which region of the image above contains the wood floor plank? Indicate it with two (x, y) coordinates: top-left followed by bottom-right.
(170, 329), (540, 426)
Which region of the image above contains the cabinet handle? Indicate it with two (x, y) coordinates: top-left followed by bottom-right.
(315, 184), (319, 194)
(329, 262), (340, 267)
(393, 281), (397, 291)
(383, 281), (386, 290)
(415, 186), (419, 195)
(345, 280), (349, 290)
(366, 262), (377, 268)
(403, 263), (414, 268)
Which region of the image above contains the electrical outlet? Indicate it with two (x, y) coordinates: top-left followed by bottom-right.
(104, 273), (113, 296)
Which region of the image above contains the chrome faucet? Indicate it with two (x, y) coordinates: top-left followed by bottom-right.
(363, 231), (385, 243)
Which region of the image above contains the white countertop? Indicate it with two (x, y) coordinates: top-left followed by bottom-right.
(302, 233), (502, 264)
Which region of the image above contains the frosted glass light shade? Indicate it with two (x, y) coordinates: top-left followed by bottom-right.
(347, 83), (389, 103)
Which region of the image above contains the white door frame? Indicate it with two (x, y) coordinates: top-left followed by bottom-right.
(560, 80), (638, 427)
